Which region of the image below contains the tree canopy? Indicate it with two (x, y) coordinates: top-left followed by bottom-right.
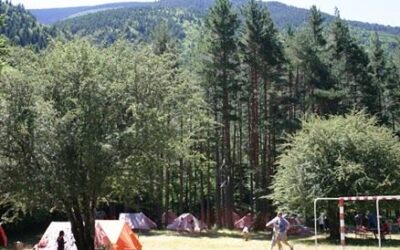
(270, 112), (400, 237)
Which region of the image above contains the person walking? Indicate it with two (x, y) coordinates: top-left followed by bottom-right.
(266, 212), (294, 250)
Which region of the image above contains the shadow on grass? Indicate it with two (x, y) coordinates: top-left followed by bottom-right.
(137, 229), (273, 241)
(0, 233), (42, 250)
(297, 236), (400, 247)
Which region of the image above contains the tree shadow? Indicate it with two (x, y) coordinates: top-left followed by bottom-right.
(137, 229), (272, 241)
(297, 236), (400, 247)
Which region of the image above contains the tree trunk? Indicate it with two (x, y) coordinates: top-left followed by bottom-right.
(206, 136), (212, 227)
(223, 84), (233, 229)
(215, 116), (222, 228)
(327, 204), (340, 240)
(67, 199), (95, 250)
(200, 170), (205, 223)
(206, 163), (211, 226)
(179, 158), (184, 214)
(164, 166), (170, 227)
(250, 68), (260, 212)
(263, 77), (271, 213)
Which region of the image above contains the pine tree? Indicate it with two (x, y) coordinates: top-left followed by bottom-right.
(258, 3), (285, 215)
(384, 58), (400, 133)
(309, 5), (326, 47)
(369, 32), (387, 122)
(240, 0), (264, 213)
(206, 0), (239, 229)
(328, 10), (376, 115)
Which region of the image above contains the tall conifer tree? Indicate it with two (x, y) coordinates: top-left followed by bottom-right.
(206, 0), (239, 229)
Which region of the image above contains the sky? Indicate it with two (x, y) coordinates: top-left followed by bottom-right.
(10, 0), (400, 26)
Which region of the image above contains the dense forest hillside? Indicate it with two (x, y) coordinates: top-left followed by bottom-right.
(30, 0), (400, 38)
(52, 2), (399, 49)
(54, 7), (201, 45)
(30, 2), (153, 25)
(0, 0), (57, 49)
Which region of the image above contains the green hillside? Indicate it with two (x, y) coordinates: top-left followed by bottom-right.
(53, 2), (399, 50)
(0, 1), (57, 49)
(30, 0), (400, 38)
(54, 7), (200, 45)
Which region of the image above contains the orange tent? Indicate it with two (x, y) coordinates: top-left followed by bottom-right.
(96, 220), (142, 250)
(35, 220), (141, 250)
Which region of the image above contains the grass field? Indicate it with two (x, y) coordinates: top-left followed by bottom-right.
(2, 230), (400, 250)
(138, 231), (400, 250)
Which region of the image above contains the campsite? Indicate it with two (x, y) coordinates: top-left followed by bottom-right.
(2, 210), (400, 250)
(1, 0), (400, 249)
(2, 228), (400, 250)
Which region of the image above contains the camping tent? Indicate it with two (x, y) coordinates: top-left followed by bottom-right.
(234, 214), (253, 229)
(119, 213), (157, 230)
(286, 217), (312, 236)
(167, 213), (207, 232)
(232, 212), (241, 225)
(35, 222), (77, 250)
(97, 220), (142, 250)
(0, 224), (7, 247)
(35, 221), (142, 250)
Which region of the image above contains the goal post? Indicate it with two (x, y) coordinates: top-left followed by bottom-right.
(314, 195), (400, 250)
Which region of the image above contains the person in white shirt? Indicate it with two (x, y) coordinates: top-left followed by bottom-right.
(266, 212), (294, 250)
(318, 212), (325, 232)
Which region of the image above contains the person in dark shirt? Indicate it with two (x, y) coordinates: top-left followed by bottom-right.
(57, 230), (65, 250)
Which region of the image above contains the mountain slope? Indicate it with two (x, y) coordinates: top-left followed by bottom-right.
(30, 2), (153, 25)
(54, 7), (200, 46)
(0, 1), (58, 49)
(30, 0), (400, 38)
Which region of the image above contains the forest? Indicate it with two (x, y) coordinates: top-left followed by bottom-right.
(1, 0), (400, 249)
(0, 0), (58, 50)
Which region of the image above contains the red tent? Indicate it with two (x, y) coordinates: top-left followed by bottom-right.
(286, 217), (312, 236)
(167, 213), (207, 232)
(232, 212), (241, 224)
(0, 224), (7, 247)
(234, 214), (253, 229)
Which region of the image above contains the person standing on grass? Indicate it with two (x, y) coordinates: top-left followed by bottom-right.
(318, 212), (325, 233)
(397, 215), (400, 228)
(266, 212), (294, 250)
(57, 230), (65, 250)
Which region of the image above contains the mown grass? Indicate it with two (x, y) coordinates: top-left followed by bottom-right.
(1, 230), (400, 250)
(138, 231), (400, 250)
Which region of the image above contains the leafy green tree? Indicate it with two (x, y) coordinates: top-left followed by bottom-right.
(151, 21), (175, 55)
(270, 112), (400, 239)
(0, 40), (183, 249)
